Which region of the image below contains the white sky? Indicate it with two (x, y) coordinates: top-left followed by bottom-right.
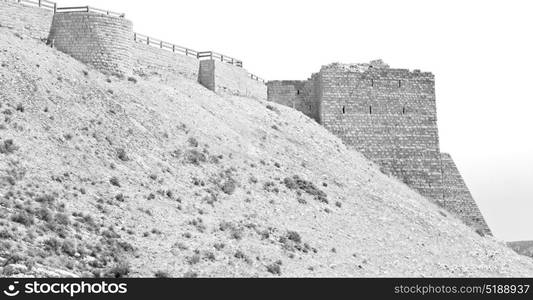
(60, 0), (533, 241)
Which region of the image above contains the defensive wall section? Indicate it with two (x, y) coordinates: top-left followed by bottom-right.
(267, 60), (491, 235)
(441, 153), (491, 236)
(198, 59), (267, 100)
(0, 0), (266, 98)
(48, 12), (133, 76)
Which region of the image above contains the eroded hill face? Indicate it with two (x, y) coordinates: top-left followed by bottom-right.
(1, 24), (533, 278)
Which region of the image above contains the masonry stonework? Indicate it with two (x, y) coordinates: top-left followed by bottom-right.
(441, 153), (491, 235)
(48, 12), (133, 75)
(198, 59), (267, 100)
(267, 60), (491, 235)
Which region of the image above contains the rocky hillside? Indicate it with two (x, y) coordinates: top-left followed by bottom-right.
(1, 21), (533, 278)
(509, 241), (533, 259)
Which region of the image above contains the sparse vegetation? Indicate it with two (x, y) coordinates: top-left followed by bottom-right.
(184, 149), (206, 165)
(117, 148), (129, 161)
(109, 177), (121, 187)
(283, 175), (328, 203)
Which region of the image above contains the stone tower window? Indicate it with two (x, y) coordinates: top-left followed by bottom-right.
(371, 79), (374, 87)
(398, 80), (402, 87)
(369, 106), (372, 114)
(342, 106), (346, 114)
(296, 90), (300, 95)
(402, 107), (406, 114)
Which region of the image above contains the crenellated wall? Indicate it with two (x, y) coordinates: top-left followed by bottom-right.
(48, 12), (133, 75)
(198, 59), (267, 100)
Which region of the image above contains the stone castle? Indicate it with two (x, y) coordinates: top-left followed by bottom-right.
(267, 60), (491, 235)
(0, 0), (491, 235)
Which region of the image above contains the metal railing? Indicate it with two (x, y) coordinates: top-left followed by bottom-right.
(197, 51), (243, 67)
(55, 6), (125, 18)
(15, 0), (56, 11)
(133, 33), (198, 58)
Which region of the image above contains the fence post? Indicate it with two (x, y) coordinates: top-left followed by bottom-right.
(185, 48), (188, 55)
(53, 3), (56, 13)
(147, 36), (150, 45)
(38, 0), (41, 7)
(160, 41), (163, 48)
(133, 33), (136, 41)
(173, 45), (176, 53)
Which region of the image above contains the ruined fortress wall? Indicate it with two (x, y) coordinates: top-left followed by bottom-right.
(441, 153), (492, 235)
(131, 41), (199, 80)
(267, 79), (320, 122)
(48, 12), (133, 75)
(198, 59), (267, 100)
(0, 0), (53, 39)
(318, 64), (444, 201)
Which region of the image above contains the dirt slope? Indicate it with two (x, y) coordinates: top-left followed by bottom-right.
(1, 24), (533, 277)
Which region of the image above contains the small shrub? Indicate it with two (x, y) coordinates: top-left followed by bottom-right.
(35, 194), (55, 205)
(335, 201), (342, 208)
(183, 271), (198, 278)
(266, 263), (281, 275)
(127, 76), (138, 83)
(187, 137), (199, 148)
(283, 175), (328, 203)
(109, 177), (121, 187)
(187, 254), (201, 265)
(117, 148), (129, 161)
(61, 239), (76, 256)
(0, 139), (18, 154)
(105, 263), (130, 278)
(221, 179), (237, 195)
(154, 270), (170, 278)
(184, 149), (206, 165)
(16, 103), (24, 112)
(266, 104), (280, 113)
(55, 213), (70, 225)
(11, 212), (34, 226)
(286, 231), (302, 243)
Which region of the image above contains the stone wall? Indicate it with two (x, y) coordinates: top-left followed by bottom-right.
(132, 41), (199, 80)
(0, 0), (53, 39)
(48, 12), (133, 75)
(267, 60), (491, 234)
(199, 59), (267, 100)
(441, 153), (492, 235)
(318, 61), (443, 201)
(267, 77), (321, 122)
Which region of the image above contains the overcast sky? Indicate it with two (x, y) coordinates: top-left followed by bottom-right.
(61, 0), (532, 241)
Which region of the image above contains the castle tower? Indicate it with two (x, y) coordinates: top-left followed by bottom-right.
(48, 11), (133, 75)
(267, 60), (491, 235)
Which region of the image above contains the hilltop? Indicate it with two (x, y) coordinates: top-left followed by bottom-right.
(1, 20), (533, 277)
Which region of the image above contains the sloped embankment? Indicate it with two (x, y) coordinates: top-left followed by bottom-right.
(1, 24), (533, 277)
